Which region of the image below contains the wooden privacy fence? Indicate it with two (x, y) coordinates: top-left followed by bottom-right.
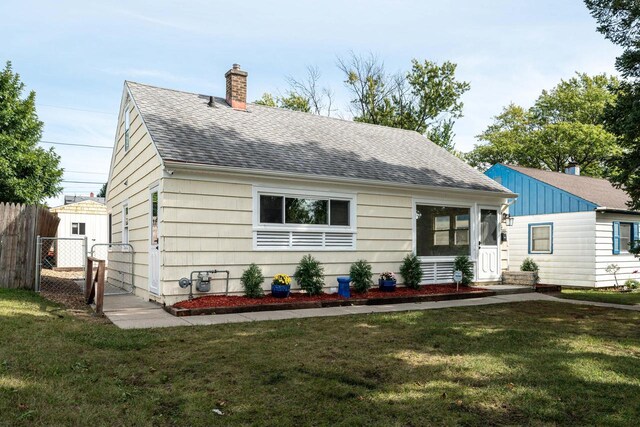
(0, 203), (59, 289)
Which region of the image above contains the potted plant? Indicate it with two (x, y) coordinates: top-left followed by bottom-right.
(378, 271), (397, 292)
(271, 273), (291, 298)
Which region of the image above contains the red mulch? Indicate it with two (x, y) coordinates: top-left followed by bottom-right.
(174, 284), (484, 309)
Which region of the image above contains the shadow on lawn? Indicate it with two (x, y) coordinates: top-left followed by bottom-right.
(368, 302), (640, 425)
(2, 297), (640, 426)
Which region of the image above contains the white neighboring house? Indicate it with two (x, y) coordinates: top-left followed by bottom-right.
(486, 164), (640, 288)
(50, 198), (109, 268)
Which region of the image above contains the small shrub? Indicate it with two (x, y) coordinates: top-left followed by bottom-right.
(294, 254), (324, 296)
(606, 263), (621, 288)
(520, 257), (539, 272)
(399, 253), (422, 289)
(624, 278), (640, 290)
(240, 264), (265, 298)
(453, 255), (474, 286)
(520, 257), (540, 284)
(350, 260), (373, 293)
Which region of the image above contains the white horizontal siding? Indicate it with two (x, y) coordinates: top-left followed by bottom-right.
(508, 211), (596, 287)
(106, 96), (163, 300)
(158, 173), (507, 303)
(594, 212), (640, 287)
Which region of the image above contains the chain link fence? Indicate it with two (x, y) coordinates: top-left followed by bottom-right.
(36, 237), (87, 309)
(90, 243), (134, 296)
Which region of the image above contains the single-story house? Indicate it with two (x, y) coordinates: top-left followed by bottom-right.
(106, 64), (515, 305)
(50, 196), (109, 268)
(485, 163), (640, 288)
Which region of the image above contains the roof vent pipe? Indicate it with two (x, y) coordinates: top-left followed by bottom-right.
(208, 96), (214, 107)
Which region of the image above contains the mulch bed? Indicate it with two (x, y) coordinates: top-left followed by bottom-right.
(168, 285), (494, 317)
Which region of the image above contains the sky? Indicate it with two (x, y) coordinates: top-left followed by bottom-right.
(0, 0), (621, 207)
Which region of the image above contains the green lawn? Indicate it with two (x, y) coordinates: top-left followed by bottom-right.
(1, 289), (640, 426)
(560, 288), (640, 305)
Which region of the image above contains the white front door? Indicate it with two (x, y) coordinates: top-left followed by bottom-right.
(477, 208), (500, 281)
(149, 186), (160, 295)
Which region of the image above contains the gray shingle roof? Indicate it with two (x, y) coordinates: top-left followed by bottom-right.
(504, 164), (631, 210)
(127, 81), (511, 194)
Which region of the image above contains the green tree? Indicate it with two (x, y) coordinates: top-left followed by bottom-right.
(0, 61), (62, 204)
(254, 92), (311, 112)
(585, 0), (640, 209)
(467, 73), (620, 177)
(97, 182), (107, 198)
(339, 53), (470, 152)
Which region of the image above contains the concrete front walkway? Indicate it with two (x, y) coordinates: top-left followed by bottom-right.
(102, 291), (639, 330)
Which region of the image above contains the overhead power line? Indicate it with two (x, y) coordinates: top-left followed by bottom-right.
(39, 103), (115, 116)
(65, 170), (108, 175)
(62, 180), (106, 184)
(40, 140), (113, 149)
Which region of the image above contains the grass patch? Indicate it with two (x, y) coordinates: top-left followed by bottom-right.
(560, 288), (640, 305)
(1, 288), (640, 425)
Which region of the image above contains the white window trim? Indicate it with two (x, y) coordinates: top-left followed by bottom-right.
(122, 201), (129, 245)
(529, 223), (552, 254)
(252, 186), (357, 251)
(619, 222), (632, 254)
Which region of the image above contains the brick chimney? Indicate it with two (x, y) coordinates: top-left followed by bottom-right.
(225, 64), (248, 110)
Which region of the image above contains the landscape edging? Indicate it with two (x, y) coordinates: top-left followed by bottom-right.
(164, 290), (497, 317)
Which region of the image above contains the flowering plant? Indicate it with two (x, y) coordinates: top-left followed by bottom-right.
(379, 271), (396, 281)
(272, 273), (292, 286)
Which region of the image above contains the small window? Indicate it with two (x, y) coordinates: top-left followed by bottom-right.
(620, 223), (631, 254)
(260, 195), (283, 224)
(122, 203), (129, 244)
(329, 200), (350, 226)
(529, 223), (552, 254)
(124, 102), (131, 152)
(71, 222), (86, 235)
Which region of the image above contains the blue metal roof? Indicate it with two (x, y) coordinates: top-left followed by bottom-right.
(485, 164), (598, 216)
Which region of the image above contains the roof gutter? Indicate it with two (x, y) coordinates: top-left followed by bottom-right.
(595, 207), (639, 215)
(163, 160), (519, 199)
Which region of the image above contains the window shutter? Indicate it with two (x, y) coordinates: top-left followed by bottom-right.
(634, 223), (640, 241)
(612, 221), (620, 255)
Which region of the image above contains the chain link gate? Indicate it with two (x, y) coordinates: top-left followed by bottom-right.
(35, 236), (87, 308)
(90, 243), (134, 296)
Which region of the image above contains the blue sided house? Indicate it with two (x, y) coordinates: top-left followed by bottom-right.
(485, 163), (640, 288)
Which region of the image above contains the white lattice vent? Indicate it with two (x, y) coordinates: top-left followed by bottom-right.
(255, 230), (354, 250)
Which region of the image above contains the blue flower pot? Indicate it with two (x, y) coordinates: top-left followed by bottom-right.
(271, 284), (291, 298)
(379, 279), (397, 292)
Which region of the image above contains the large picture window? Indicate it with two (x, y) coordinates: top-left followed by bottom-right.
(259, 194), (350, 227)
(416, 205), (470, 257)
(254, 189), (356, 250)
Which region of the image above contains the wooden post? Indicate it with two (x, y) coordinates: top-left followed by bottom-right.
(85, 257), (94, 301)
(96, 260), (105, 316)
